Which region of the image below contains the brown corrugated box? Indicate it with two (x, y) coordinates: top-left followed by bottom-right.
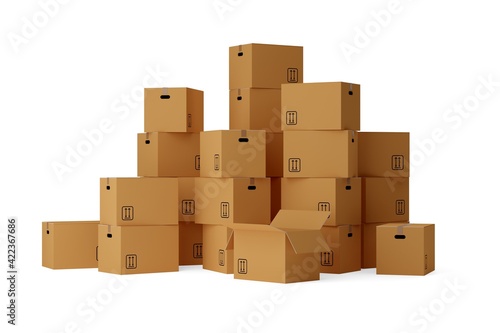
(320, 225), (361, 274)
(179, 222), (203, 265)
(97, 224), (179, 274)
(202, 225), (234, 274)
(358, 132), (409, 177)
(281, 82), (360, 131)
(42, 221), (99, 269)
(178, 177), (196, 222)
(194, 177), (271, 226)
(229, 88), (281, 132)
(229, 43), (303, 89)
(100, 177), (178, 226)
(376, 223), (435, 275)
(281, 178), (361, 226)
(144, 87), (203, 133)
(361, 221), (409, 268)
(200, 130), (266, 178)
(137, 132), (200, 177)
(233, 210), (330, 283)
(362, 177), (409, 223)
(283, 130), (358, 178)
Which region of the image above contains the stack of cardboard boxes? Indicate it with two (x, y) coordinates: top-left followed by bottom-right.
(42, 42), (435, 281)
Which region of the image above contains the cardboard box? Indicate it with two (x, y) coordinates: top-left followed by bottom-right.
(42, 221), (99, 269)
(281, 82), (360, 131)
(202, 225), (233, 274)
(320, 225), (361, 274)
(281, 178), (361, 226)
(376, 224), (435, 275)
(283, 130), (358, 178)
(362, 177), (409, 223)
(200, 130), (266, 178)
(233, 210), (330, 283)
(229, 88), (281, 132)
(270, 177), (281, 221)
(266, 132), (283, 177)
(195, 177), (271, 226)
(179, 222), (203, 265)
(137, 132), (200, 177)
(229, 43), (303, 89)
(97, 225), (178, 274)
(361, 222), (409, 268)
(178, 177), (196, 222)
(144, 87), (203, 133)
(100, 177), (178, 226)
(358, 132), (410, 177)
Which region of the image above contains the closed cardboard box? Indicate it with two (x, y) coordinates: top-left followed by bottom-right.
(266, 132), (283, 177)
(100, 177), (178, 226)
(144, 87), (203, 133)
(281, 82), (360, 131)
(233, 210), (330, 283)
(361, 222), (409, 268)
(229, 88), (281, 132)
(200, 130), (266, 178)
(137, 132), (200, 177)
(320, 225), (361, 274)
(178, 177), (196, 222)
(98, 225), (179, 274)
(283, 130), (358, 178)
(376, 224), (435, 275)
(281, 178), (361, 226)
(195, 177), (271, 226)
(179, 222), (203, 266)
(202, 225), (233, 274)
(42, 221), (99, 269)
(362, 177), (409, 223)
(358, 132), (410, 177)
(229, 43), (303, 89)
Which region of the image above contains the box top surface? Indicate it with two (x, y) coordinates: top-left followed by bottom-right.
(230, 43), (303, 49)
(43, 221), (99, 225)
(377, 223), (434, 230)
(271, 210), (330, 230)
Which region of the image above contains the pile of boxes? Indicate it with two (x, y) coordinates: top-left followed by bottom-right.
(42, 43), (435, 282)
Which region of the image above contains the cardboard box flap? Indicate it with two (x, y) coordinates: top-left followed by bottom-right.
(284, 230), (330, 254)
(225, 229), (234, 250)
(271, 210), (330, 230)
(230, 224), (277, 232)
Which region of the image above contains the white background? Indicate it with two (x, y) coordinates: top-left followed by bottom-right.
(1, 0), (499, 332)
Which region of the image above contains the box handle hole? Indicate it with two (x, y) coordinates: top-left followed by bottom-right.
(160, 95), (170, 99)
(238, 138), (249, 143)
(345, 186), (351, 190)
(237, 96), (242, 101)
(347, 233), (353, 237)
(247, 185), (256, 190)
(394, 235), (406, 240)
(107, 233), (113, 238)
(349, 91), (353, 95)
(106, 186), (110, 190)
(145, 140), (150, 144)
(238, 52), (243, 56)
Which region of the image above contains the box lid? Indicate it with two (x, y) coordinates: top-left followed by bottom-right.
(271, 210), (330, 230)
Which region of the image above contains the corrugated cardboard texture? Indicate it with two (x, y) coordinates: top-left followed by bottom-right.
(281, 178), (361, 226)
(100, 177), (178, 226)
(144, 87), (203, 132)
(358, 132), (410, 178)
(361, 222), (409, 269)
(376, 224), (435, 275)
(137, 132), (200, 177)
(281, 82), (360, 131)
(320, 225), (361, 274)
(283, 130), (358, 178)
(42, 221), (99, 269)
(362, 177), (409, 223)
(229, 43), (303, 89)
(202, 225), (234, 274)
(179, 222), (203, 265)
(229, 88), (281, 132)
(97, 225), (179, 274)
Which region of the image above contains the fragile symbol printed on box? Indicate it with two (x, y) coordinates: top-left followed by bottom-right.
(238, 259), (248, 274)
(193, 243), (203, 259)
(395, 200), (405, 215)
(195, 155), (201, 170)
(214, 154), (220, 171)
(287, 68), (299, 83)
(220, 202), (230, 218)
(182, 200), (195, 215)
(321, 251), (334, 266)
(392, 155), (404, 170)
(288, 158), (301, 172)
(121, 206), (134, 221)
(187, 114), (192, 128)
(286, 111), (297, 125)
(318, 202), (331, 212)
(218, 250), (225, 266)
(126, 254), (137, 269)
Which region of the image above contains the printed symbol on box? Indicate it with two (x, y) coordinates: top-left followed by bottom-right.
(425, 254), (428, 270)
(182, 200), (195, 215)
(214, 154), (220, 171)
(220, 202), (230, 218)
(286, 111), (297, 125)
(396, 200), (405, 215)
(321, 251), (333, 266)
(121, 206), (134, 221)
(318, 202), (331, 212)
(126, 254), (137, 269)
(238, 259), (248, 274)
(187, 114), (192, 128)
(218, 250), (225, 266)
(195, 155), (201, 170)
(392, 155), (404, 170)
(288, 158), (301, 172)
(193, 243), (203, 259)
(287, 68), (298, 83)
